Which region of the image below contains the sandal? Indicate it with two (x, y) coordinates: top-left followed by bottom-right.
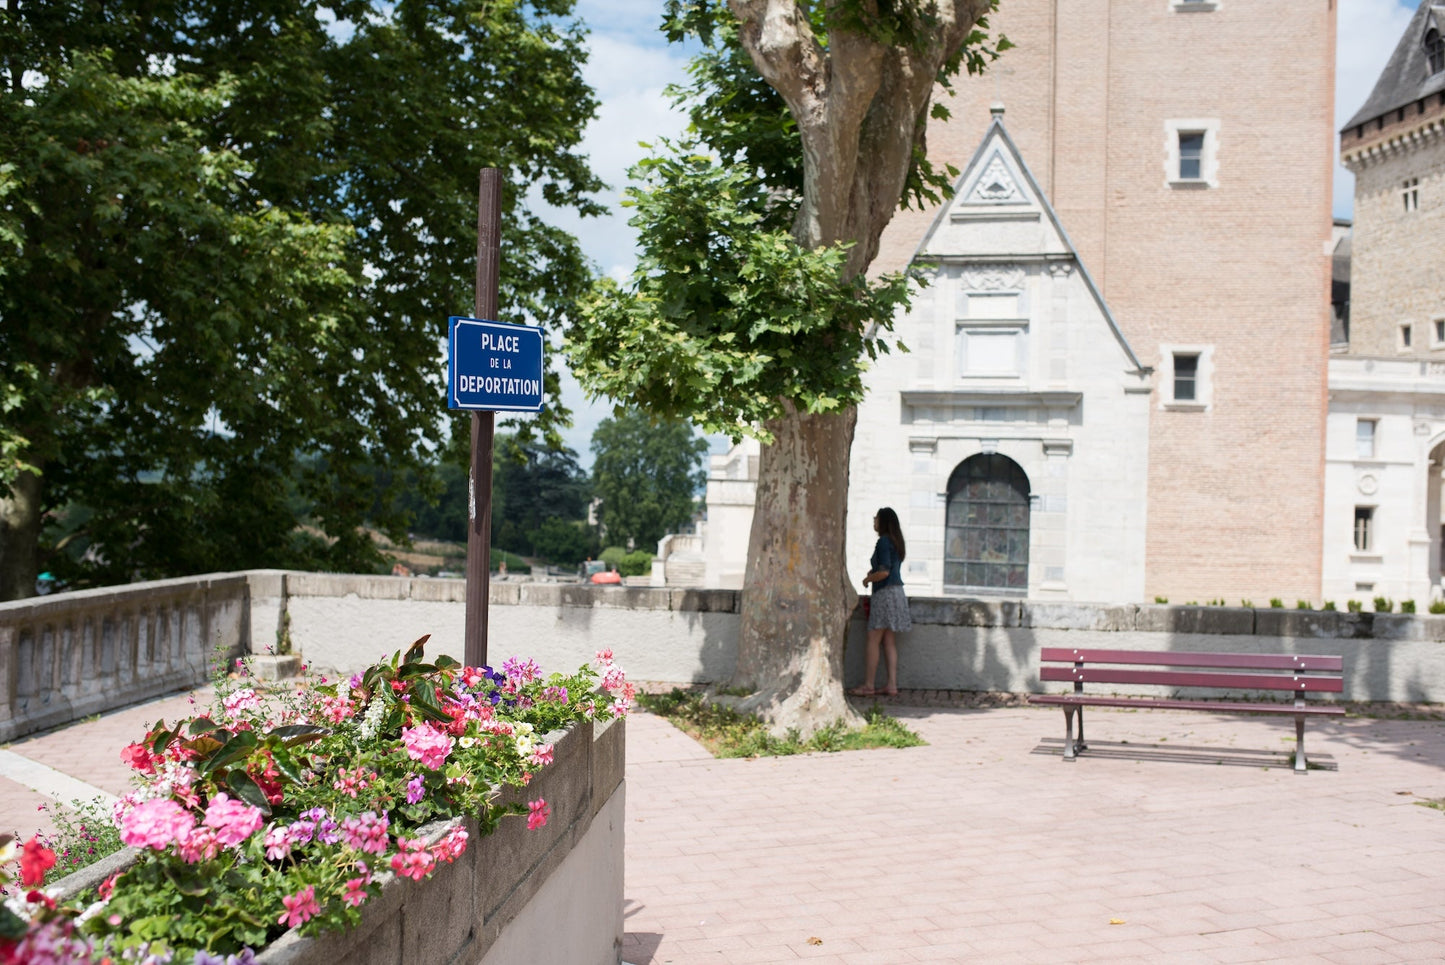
(846, 686), (879, 697)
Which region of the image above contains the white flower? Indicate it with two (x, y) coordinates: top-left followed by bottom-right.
(358, 697), (388, 741)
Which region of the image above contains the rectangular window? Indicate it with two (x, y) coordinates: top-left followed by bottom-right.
(1401, 323), (1414, 350)
(1356, 419), (1376, 459)
(1434, 318), (1445, 346)
(1178, 133), (1205, 180)
(1354, 507), (1373, 552)
(1403, 177), (1420, 212)
(1173, 353), (1199, 401)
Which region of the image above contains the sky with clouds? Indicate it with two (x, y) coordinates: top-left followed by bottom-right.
(546, 0), (1424, 464)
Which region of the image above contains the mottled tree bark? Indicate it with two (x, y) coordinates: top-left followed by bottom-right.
(724, 0), (992, 735)
(731, 403), (860, 736)
(0, 469), (42, 602)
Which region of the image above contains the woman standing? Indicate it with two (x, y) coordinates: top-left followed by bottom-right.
(849, 507), (912, 697)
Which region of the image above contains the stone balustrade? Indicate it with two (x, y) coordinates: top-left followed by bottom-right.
(0, 573), (249, 742)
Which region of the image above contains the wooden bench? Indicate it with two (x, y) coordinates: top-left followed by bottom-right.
(1029, 648), (1345, 773)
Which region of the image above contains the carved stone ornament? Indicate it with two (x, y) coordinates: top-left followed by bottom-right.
(961, 264), (1027, 291)
(1357, 473), (1378, 496)
(966, 153), (1024, 204)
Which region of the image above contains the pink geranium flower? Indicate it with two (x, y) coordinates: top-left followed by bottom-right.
(278, 885), (321, 928)
(433, 827), (469, 863)
(401, 722), (453, 770)
(120, 798), (195, 850)
(342, 877), (368, 907)
(527, 799), (551, 831)
(388, 838), (436, 881)
(204, 793), (264, 848)
(341, 811), (390, 855)
(223, 688), (261, 718)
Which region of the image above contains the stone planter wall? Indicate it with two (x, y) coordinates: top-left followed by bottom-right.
(51, 718), (626, 965)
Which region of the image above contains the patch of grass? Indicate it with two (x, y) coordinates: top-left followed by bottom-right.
(1416, 798), (1445, 813)
(636, 688), (926, 758)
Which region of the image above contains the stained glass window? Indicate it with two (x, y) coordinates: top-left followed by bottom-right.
(943, 455), (1031, 591)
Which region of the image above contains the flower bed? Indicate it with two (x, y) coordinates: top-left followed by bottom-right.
(1, 639), (631, 964)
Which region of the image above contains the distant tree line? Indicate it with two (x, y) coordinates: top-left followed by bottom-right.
(385, 411), (708, 572)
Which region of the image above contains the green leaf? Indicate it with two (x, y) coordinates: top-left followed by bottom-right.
(225, 769), (271, 814)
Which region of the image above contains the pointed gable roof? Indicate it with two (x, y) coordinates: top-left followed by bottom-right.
(1344, 3), (1445, 131)
(911, 108), (1144, 372)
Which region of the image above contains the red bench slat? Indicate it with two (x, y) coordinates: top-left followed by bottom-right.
(1038, 648), (1342, 672)
(1030, 695), (1346, 716)
(1039, 666), (1344, 693)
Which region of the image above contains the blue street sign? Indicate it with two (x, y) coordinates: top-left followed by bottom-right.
(447, 316), (545, 412)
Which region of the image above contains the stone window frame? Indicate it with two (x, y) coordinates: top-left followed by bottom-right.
(1399, 322), (1415, 353)
(1353, 505), (1375, 553)
(1159, 343), (1213, 411)
(1403, 177), (1420, 213)
(1431, 316), (1445, 349)
(1164, 119), (1220, 189)
(1356, 417), (1378, 460)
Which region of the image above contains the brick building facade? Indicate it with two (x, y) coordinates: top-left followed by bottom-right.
(864, 0), (1336, 603)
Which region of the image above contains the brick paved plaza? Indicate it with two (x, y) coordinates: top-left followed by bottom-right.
(4, 689), (1445, 963)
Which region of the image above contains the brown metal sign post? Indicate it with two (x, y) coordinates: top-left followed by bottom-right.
(465, 169), (502, 670)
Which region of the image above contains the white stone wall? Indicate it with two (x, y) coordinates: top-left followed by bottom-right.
(1323, 356), (1445, 605)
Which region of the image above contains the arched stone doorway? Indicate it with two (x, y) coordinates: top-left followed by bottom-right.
(944, 454), (1031, 593)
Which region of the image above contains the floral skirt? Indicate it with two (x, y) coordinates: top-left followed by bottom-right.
(868, 584), (913, 632)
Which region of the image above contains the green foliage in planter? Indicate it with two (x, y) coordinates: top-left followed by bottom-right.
(1153, 596), (1168, 604)
(14, 640), (632, 963)
(37, 798), (124, 887)
(1401, 600), (1416, 614)
(1347, 600), (1363, 613)
(1374, 596), (1393, 613)
(1296, 600), (1312, 610)
(1430, 601), (1445, 615)
(1323, 601), (1338, 611)
(1269, 598), (1283, 608)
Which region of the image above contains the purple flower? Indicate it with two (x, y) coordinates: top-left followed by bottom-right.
(406, 774), (425, 805)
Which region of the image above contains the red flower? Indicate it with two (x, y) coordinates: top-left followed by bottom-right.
(120, 742), (155, 775)
(20, 837), (56, 886)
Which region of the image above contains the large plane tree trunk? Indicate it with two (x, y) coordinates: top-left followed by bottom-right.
(725, 0), (993, 734)
(731, 402), (861, 738)
(0, 469), (42, 602)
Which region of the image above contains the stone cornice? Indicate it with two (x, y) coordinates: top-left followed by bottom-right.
(1341, 115), (1445, 171)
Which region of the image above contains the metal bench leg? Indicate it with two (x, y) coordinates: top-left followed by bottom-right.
(1294, 715), (1308, 774)
(1076, 706), (1087, 753)
(1062, 707), (1078, 761)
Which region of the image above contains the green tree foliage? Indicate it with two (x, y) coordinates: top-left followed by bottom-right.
(569, 149), (913, 437)
(590, 411), (708, 551)
(568, 0), (1007, 736)
(529, 517), (594, 569)
(491, 435), (593, 558)
(0, 0), (602, 599)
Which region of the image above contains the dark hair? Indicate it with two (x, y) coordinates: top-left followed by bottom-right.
(875, 507), (906, 562)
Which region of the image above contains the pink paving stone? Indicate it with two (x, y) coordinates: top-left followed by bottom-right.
(623, 702), (1445, 963)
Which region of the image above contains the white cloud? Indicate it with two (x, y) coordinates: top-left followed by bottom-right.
(1335, 0), (1421, 217)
